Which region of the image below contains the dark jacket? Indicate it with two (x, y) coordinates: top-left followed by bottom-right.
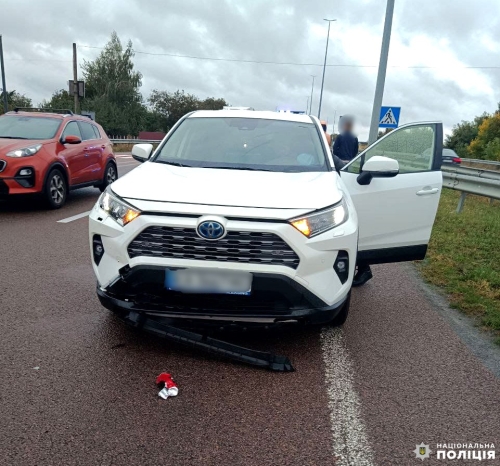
(333, 132), (359, 161)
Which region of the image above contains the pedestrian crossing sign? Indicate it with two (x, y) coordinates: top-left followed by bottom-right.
(379, 106), (401, 128)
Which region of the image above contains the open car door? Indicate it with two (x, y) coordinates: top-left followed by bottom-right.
(340, 122), (443, 265)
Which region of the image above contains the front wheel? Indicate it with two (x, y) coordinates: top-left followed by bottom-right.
(45, 169), (67, 209)
(99, 162), (117, 192)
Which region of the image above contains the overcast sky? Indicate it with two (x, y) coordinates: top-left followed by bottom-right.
(1, 0), (499, 139)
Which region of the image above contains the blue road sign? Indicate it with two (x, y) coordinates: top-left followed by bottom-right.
(379, 106), (401, 128)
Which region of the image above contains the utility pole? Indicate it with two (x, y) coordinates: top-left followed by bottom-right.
(0, 35), (8, 113)
(317, 19), (336, 119)
(368, 0), (395, 145)
(309, 75), (315, 114)
(72, 42), (78, 114)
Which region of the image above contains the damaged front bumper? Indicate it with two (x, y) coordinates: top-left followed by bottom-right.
(96, 265), (348, 326)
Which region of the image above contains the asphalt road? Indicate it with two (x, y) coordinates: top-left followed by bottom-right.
(1, 156), (499, 466)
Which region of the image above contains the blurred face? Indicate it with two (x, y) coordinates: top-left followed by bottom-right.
(345, 121), (353, 132)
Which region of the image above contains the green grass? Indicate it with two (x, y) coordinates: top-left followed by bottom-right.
(418, 189), (500, 344)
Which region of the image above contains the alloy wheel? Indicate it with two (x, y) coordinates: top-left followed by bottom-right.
(50, 174), (65, 205)
(106, 165), (116, 184)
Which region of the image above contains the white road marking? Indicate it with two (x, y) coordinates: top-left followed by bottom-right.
(57, 211), (91, 224)
(321, 328), (375, 466)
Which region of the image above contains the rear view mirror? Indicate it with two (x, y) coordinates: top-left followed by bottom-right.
(132, 143), (153, 163)
(62, 135), (81, 144)
(357, 156), (399, 185)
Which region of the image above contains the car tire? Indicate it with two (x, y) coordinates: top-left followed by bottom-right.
(45, 168), (67, 209)
(328, 291), (351, 327)
(99, 162), (117, 192)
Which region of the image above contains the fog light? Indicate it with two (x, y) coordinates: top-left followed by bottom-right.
(19, 168), (33, 176)
(334, 251), (349, 284)
(93, 235), (105, 266)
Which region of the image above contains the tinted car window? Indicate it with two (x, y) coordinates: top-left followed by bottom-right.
(442, 148), (457, 157)
(62, 121), (82, 140)
(79, 122), (97, 141)
(0, 115), (61, 139)
(154, 117), (327, 172)
(92, 125), (101, 139)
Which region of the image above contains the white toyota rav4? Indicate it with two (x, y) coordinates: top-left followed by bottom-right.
(89, 110), (443, 327)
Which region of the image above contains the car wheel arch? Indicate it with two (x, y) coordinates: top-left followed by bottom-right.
(42, 162), (70, 192)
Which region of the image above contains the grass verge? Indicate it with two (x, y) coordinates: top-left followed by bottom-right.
(418, 189), (500, 344)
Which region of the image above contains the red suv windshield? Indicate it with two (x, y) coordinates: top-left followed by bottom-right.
(0, 115), (62, 139)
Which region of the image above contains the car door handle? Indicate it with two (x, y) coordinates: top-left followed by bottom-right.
(416, 188), (439, 196)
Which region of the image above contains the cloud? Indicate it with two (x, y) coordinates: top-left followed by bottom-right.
(2, 0), (499, 139)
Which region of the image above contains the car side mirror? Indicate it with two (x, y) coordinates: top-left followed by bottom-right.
(132, 143), (153, 163)
(62, 135), (82, 144)
(357, 156), (399, 185)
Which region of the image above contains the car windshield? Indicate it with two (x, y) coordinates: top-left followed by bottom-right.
(153, 117), (328, 172)
(442, 148), (458, 157)
(0, 115), (62, 139)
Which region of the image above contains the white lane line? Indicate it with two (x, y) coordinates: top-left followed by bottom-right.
(321, 328), (375, 466)
(57, 211), (91, 224)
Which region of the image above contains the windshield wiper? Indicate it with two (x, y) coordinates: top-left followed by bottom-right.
(155, 160), (191, 167)
(0, 136), (29, 139)
(204, 166), (274, 172)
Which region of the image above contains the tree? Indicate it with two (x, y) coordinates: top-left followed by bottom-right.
(39, 89), (74, 111)
(148, 90), (227, 131)
(81, 31), (144, 135)
(468, 113), (500, 161)
(0, 90), (32, 114)
(377, 128), (393, 139)
(445, 114), (488, 158)
(198, 97), (228, 111)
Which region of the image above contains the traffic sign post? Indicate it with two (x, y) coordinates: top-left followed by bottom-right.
(379, 106), (401, 128)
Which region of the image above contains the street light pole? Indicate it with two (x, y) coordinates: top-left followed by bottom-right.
(0, 35), (8, 113)
(317, 18), (336, 119)
(368, 0), (395, 144)
(309, 75), (316, 114)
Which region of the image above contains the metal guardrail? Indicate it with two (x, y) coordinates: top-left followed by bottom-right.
(110, 139), (160, 144)
(461, 158), (500, 168)
(442, 163), (500, 212)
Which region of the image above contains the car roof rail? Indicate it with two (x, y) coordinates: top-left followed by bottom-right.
(13, 107), (74, 115)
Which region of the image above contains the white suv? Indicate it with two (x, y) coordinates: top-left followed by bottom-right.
(89, 110), (443, 327)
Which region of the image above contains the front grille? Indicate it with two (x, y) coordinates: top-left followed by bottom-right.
(0, 160), (6, 173)
(128, 226), (300, 269)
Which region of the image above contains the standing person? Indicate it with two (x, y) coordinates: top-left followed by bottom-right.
(333, 115), (359, 163)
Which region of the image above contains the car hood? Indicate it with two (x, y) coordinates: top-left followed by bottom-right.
(112, 161), (342, 209)
(0, 138), (46, 153)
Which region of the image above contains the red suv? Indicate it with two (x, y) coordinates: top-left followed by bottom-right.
(0, 109), (117, 208)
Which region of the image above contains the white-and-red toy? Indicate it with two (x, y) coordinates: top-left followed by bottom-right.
(156, 373), (179, 399)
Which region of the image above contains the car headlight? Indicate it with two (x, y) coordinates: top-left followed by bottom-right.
(290, 200), (348, 238)
(6, 144), (42, 158)
(99, 189), (141, 226)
